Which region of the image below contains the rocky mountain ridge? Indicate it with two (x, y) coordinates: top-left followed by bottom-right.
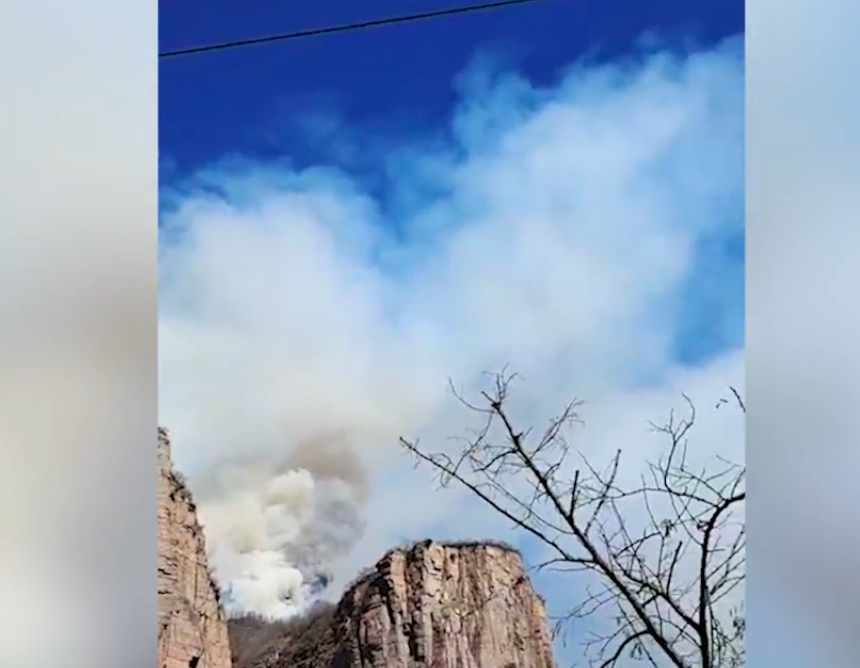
(229, 539), (557, 668)
(158, 428), (232, 668)
(157, 428), (558, 668)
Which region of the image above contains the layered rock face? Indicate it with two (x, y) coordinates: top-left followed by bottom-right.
(232, 540), (557, 668)
(158, 428), (232, 668)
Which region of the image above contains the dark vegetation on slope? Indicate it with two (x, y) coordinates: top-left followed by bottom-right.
(228, 601), (337, 668)
(437, 538), (519, 554)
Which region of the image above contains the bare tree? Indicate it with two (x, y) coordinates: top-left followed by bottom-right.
(400, 371), (745, 668)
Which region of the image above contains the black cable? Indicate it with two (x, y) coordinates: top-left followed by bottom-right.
(159, 0), (563, 59)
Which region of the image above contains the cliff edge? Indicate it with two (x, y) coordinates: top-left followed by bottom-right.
(158, 427), (232, 668)
(231, 540), (557, 668)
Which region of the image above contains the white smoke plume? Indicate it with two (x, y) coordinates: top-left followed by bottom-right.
(186, 435), (368, 617)
(158, 37), (744, 619)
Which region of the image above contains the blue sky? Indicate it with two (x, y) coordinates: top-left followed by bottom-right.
(159, 2), (744, 666)
(160, 0), (744, 366)
(159, 0), (742, 171)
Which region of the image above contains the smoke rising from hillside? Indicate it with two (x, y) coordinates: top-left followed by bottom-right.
(188, 435), (368, 617)
(158, 38), (744, 618)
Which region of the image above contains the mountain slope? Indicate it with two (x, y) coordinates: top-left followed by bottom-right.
(230, 539), (557, 668)
(158, 428), (232, 668)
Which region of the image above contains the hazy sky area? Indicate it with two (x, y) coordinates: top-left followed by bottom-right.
(159, 2), (744, 665)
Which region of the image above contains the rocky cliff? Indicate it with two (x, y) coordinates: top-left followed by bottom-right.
(230, 540), (557, 668)
(158, 427), (232, 668)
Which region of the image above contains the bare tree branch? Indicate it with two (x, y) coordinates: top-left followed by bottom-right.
(401, 371), (745, 668)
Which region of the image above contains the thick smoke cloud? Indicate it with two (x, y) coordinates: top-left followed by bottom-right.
(158, 37), (744, 619)
(187, 435), (368, 617)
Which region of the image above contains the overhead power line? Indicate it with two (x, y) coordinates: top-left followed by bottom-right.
(160, 0), (562, 59)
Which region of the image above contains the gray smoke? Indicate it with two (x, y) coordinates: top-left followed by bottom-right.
(158, 38), (744, 621)
(192, 434), (368, 618)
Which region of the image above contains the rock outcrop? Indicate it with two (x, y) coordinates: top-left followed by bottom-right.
(158, 427), (232, 668)
(231, 540), (557, 668)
